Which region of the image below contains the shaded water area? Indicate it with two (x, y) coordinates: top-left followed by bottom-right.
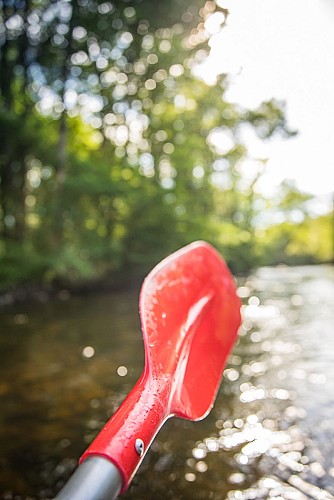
(0, 265), (333, 499)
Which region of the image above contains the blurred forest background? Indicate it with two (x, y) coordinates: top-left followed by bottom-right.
(1, 0), (333, 292)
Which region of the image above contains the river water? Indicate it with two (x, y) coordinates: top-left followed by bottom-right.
(0, 265), (333, 499)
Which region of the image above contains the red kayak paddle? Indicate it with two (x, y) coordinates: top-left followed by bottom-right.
(56, 241), (241, 499)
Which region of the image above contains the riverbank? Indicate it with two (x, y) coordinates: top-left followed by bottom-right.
(0, 271), (147, 309)
(1, 259), (332, 309)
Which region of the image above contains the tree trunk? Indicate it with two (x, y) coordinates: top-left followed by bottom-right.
(0, 0), (30, 243)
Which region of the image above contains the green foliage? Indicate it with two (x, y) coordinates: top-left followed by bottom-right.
(255, 212), (333, 266)
(0, 0), (332, 290)
(0, 241), (49, 289)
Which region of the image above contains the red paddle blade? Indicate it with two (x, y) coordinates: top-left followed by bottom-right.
(140, 241), (241, 420)
(81, 242), (241, 492)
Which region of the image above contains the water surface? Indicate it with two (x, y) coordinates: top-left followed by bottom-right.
(0, 265), (333, 499)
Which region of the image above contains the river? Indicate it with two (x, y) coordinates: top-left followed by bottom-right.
(0, 265), (333, 499)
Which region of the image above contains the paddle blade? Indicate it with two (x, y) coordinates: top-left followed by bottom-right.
(139, 241), (241, 420)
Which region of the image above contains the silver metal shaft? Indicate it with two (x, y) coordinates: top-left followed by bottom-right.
(54, 456), (123, 500)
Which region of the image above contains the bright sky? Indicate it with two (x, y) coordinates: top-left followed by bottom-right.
(199, 0), (334, 209)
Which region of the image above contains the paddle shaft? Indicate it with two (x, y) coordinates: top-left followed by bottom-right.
(55, 456), (122, 500)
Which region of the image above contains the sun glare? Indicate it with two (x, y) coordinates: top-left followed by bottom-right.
(196, 0), (334, 204)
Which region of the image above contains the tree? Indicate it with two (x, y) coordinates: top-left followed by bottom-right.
(0, 0), (300, 287)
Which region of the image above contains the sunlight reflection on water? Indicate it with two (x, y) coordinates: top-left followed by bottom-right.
(175, 265), (334, 500)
